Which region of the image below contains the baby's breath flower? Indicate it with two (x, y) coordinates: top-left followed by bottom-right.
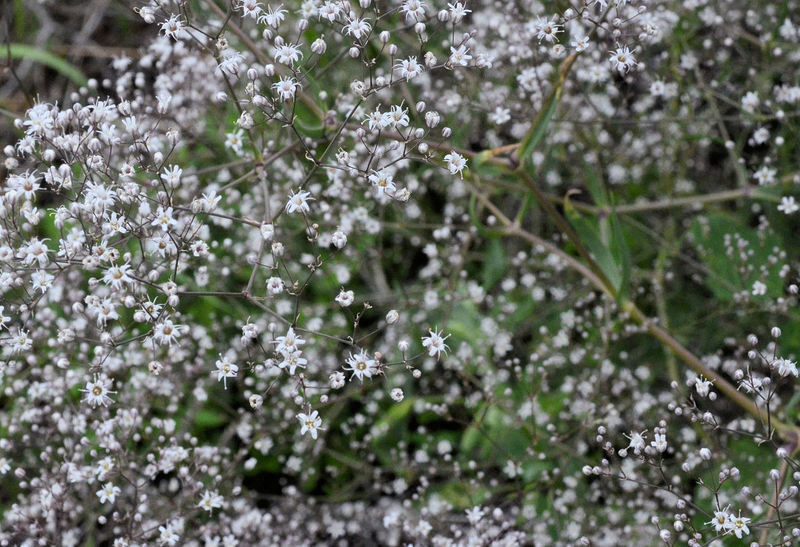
(297, 410), (322, 439)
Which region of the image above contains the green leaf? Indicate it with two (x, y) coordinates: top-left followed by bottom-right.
(7, 43), (88, 87)
(481, 238), (508, 289)
(371, 398), (414, 466)
(584, 164), (609, 207)
(293, 98), (325, 138)
(607, 210), (632, 300)
(459, 404), (529, 461)
(564, 195), (624, 294)
(194, 408), (227, 430)
(690, 213), (783, 302)
(515, 53), (578, 169)
(516, 85), (561, 169)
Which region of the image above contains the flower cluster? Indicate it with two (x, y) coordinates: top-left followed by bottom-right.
(3, 0), (800, 544)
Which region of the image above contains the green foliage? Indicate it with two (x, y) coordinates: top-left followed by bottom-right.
(481, 238), (508, 290)
(6, 43), (88, 87)
(690, 213), (784, 302)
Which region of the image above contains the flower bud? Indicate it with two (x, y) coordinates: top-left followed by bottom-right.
(331, 231), (347, 249)
(386, 310), (399, 324)
(424, 51), (437, 67)
(311, 37), (327, 55)
(260, 223), (275, 241)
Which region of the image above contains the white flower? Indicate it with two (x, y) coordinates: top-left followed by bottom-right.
(225, 129), (245, 155)
(266, 276), (284, 295)
(422, 328), (450, 359)
(331, 231), (347, 249)
(447, 2), (471, 22)
(277, 349), (307, 375)
(259, 3), (287, 27)
(650, 432), (667, 453)
(706, 508), (730, 533)
(741, 91), (759, 113)
(160, 165), (182, 187)
(694, 376), (712, 397)
(285, 189), (313, 214)
(197, 490), (224, 513)
(158, 523), (180, 546)
(96, 482), (121, 504)
(609, 46), (636, 72)
(395, 57), (424, 81)
(571, 36), (590, 52)
(368, 169), (396, 196)
(273, 44), (303, 66)
(751, 280), (767, 296)
(238, 0), (262, 19)
(624, 430), (647, 454)
(778, 196), (798, 214)
(260, 222), (275, 241)
(160, 14), (187, 40)
(318, 2), (341, 22)
(30, 270), (54, 294)
(344, 18), (371, 40)
(465, 506), (484, 525)
(152, 319), (183, 346)
(214, 355), (239, 389)
(390, 388), (404, 402)
(753, 165), (777, 185)
(534, 17), (562, 43)
(102, 263), (133, 289)
(273, 327), (306, 354)
(401, 0), (426, 21)
(81, 375), (115, 408)
(728, 513), (751, 539)
(443, 151), (467, 178)
(297, 410), (322, 439)
(775, 357), (799, 378)
(329, 371), (346, 389)
(752, 126), (770, 145)
(489, 107), (510, 125)
(344, 350), (378, 382)
(272, 76), (300, 100)
(335, 289), (355, 307)
(449, 45), (472, 66)
(95, 457), (114, 480)
(384, 105), (409, 128)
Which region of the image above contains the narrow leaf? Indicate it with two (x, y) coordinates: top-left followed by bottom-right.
(7, 43), (88, 87)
